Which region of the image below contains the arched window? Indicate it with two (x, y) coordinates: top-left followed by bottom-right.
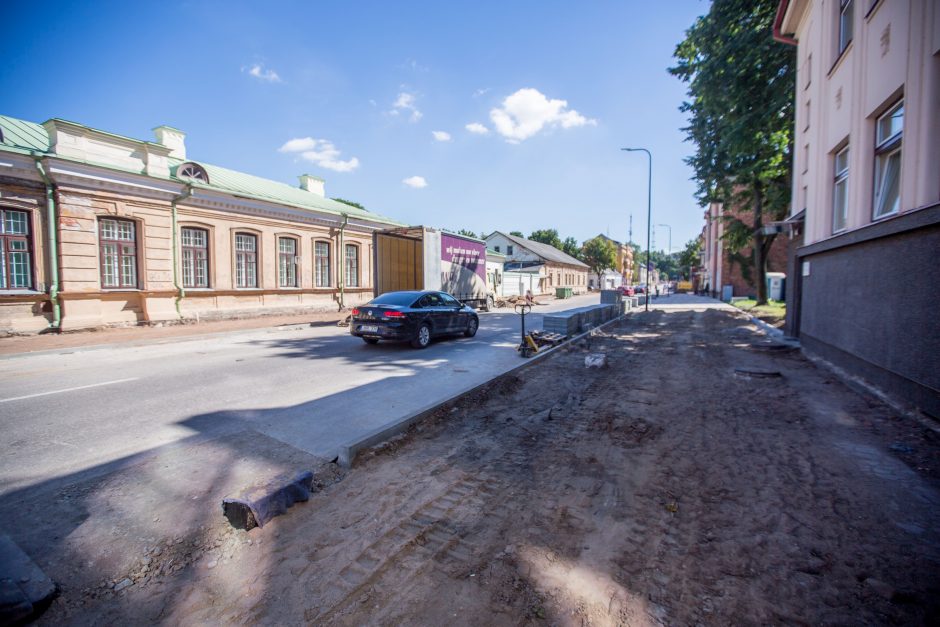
(177, 162), (209, 183)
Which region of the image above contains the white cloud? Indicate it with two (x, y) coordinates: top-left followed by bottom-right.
(391, 91), (422, 122)
(473, 88), (491, 98)
(245, 63), (282, 83)
(279, 137), (318, 152)
(279, 137), (360, 172)
(403, 176), (428, 189)
(489, 88), (596, 142)
(432, 131), (451, 142)
(465, 122), (489, 135)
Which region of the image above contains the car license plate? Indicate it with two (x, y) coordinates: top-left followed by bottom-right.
(360, 325), (379, 333)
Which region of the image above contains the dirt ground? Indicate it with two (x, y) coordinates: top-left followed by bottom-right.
(34, 306), (940, 625)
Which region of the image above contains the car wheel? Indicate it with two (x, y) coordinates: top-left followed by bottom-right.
(464, 317), (478, 337)
(484, 296), (494, 312)
(362, 338), (379, 345)
(411, 323), (432, 349)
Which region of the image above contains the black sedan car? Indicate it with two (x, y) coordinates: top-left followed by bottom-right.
(349, 290), (480, 348)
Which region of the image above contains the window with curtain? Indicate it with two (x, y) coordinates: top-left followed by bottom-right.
(1, 209), (33, 290)
(832, 146), (849, 233)
(839, 0), (854, 55)
(873, 101), (902, 219)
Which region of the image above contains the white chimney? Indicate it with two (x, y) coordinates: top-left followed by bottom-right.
(153, 126), (186, 160)
(299, 174), (325, 197)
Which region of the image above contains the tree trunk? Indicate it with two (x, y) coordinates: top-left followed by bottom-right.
(752, 181), (768, 305)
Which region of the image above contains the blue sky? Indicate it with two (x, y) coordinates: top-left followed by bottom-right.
(2, 0), (709, 252)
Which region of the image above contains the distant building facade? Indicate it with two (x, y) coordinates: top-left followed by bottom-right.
(0, 116), (402, 333)
(485, 232), (588, 295)
(595, 234), (635, 286)
(775, 0), (940, 416)
(698, 201), (789, 300)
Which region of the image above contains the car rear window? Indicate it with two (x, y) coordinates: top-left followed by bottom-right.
(369, 292), (419, 306)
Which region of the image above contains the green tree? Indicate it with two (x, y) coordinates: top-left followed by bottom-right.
(561, 236), (581, 260)
(670, 0), (794, 304)
(581, 237), (617, 287)
(331, 198), (365, 211)
(677, 238), (703, 280)
(528, 229), (562, 250)
(456, 228), (479, 239)
(509, 230), (524, 238)
(648, 250), (679, 280)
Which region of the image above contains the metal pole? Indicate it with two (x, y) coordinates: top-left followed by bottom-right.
(622, 148), (651, 311)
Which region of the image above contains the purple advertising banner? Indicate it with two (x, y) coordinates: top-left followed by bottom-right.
(441, 233), (485, 280)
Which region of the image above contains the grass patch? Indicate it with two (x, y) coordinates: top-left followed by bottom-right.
(732, 298), (786, 328)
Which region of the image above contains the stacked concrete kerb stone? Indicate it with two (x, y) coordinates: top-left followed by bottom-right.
(543, 303), (621, 338)
(542, 310), (581, 336)
(600, 289), (623, 305)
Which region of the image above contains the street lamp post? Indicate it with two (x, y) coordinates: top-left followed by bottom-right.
(622, 147), (651, 311)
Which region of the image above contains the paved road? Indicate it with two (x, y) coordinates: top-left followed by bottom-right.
(0, 293), (604, 495)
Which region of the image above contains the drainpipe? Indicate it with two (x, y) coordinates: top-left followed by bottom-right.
(33, 158), (61, 331)
(337, 213), (349, 310)
(170, 184), (193, 317)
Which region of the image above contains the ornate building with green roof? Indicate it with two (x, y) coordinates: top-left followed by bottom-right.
(0, 115), (404, 332)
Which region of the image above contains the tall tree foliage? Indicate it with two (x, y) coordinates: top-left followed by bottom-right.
(581, 237), (617, 286)
(677, 237), (703, 279)
(670, 0), (795, 303)
(562, 236), (582, 260)
(528, 229), (563, 250)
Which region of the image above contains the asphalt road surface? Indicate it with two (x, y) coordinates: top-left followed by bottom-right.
(0, 294), (604, 496)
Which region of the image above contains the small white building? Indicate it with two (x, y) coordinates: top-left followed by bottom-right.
(485, 249), (506, 297)
(485, 232), (588, 295)
(591, 269), (623, 290)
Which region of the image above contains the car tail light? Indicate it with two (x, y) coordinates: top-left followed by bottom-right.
(383, 310), (405, 318)
(351, 308), (360, 316)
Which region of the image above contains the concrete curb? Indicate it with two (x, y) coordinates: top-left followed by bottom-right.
(0, 534), (56, 624)
(335, 311), (630, 468)
(222, 470), (314, 530)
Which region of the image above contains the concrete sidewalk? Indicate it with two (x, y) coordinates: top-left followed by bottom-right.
(0, 310), (347, 357)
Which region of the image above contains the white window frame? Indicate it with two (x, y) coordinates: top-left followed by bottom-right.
(99, 218), (138, 289)
(181, 227), (209, 288)
(278, 236), (299, 288)
(0, 209), (33, 290)
(344, 243), (359, 288)
(832, 146), (849, 233)
(873, 101), (903, 220)
(839, 0), (854, 55)
(234, 233), (258, 288)
(314, 240), (331, 288)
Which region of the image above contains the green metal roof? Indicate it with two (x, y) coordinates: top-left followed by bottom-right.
(0, 115), (51, 153)
(0, 114), (402, 226)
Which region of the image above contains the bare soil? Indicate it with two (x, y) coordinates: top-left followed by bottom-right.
(36, 307), (940, 625)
